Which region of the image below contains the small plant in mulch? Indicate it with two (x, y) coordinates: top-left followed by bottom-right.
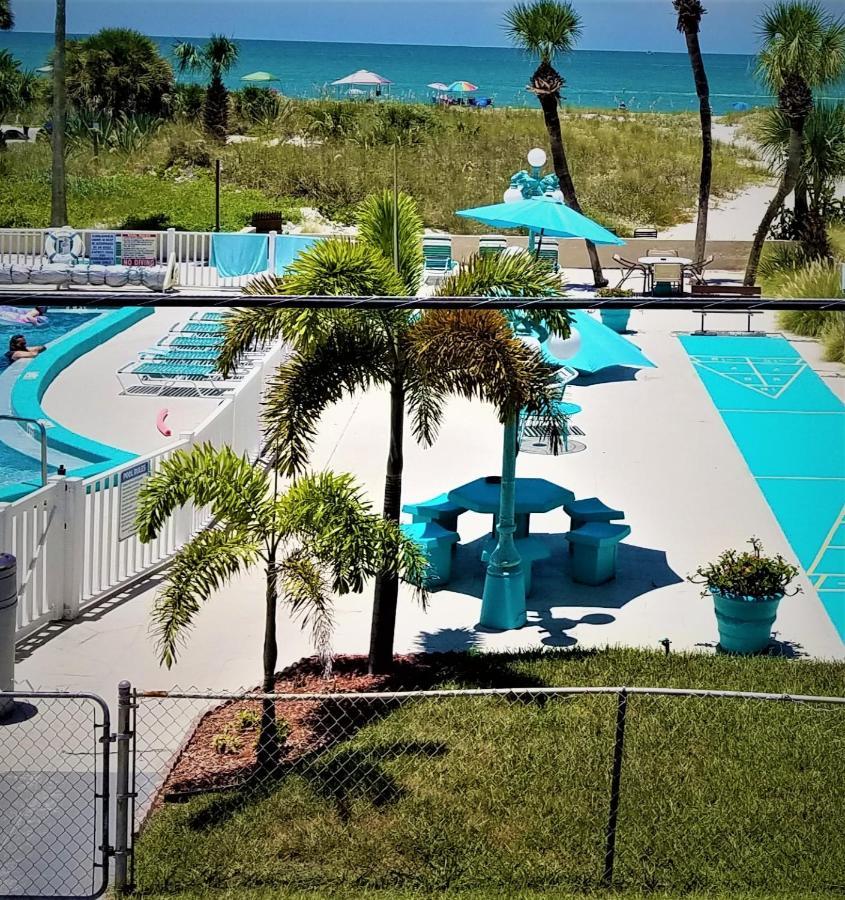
(211, 729), (243, 755)
(233, 709), (261, 732)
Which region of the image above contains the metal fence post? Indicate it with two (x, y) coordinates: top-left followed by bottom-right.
(603, 687), (628, 887)
(114, 680), (133, 893)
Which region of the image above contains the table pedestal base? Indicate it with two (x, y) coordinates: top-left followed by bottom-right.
(480, 566), (526, 630)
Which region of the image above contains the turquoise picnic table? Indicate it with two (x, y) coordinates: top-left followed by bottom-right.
(447, 476), (574, 539)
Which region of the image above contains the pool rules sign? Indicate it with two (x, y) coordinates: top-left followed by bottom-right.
(118, 461), (151, 540)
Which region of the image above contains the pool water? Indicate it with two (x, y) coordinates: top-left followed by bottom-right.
(0, 310), (100, 486)
(680, 334), (845, 644)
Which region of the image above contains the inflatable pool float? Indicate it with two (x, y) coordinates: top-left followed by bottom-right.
(0, 305), (48, 325)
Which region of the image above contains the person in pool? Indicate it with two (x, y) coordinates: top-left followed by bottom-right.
(6, 334), (46, 364)
(24, 305), (48, 324)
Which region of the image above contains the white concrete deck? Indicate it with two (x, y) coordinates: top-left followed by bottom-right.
(14, 305), (845, 704)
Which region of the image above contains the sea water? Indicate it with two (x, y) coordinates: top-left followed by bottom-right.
(6, 31), (844, 114)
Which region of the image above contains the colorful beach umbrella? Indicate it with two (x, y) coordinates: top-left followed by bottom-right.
(241, 71), (279, 82)
(447, 80), (478, 93)
(332, 69), (392, 86)
(455, 195), (624, 246)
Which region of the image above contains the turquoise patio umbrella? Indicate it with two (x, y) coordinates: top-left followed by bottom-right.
(241, 71), (280, 83)
(543, 310), (655, 374)
(455, 194), (624, 246)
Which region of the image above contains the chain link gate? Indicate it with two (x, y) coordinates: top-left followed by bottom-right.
(0, 692), (112, 899)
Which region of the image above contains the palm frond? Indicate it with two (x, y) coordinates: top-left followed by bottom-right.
(504, 0), (582, 63)
(136, 443), (272, 542)
(172, 41), (203, 74)
(205, 34), (239, 76)
(673, 0), (706, 34)
(263, 319), (393, 477)
(151, 526), (259, 668)
(356, 190), (424, 295)
(276, 551), (334, 666)
(436, 250), (564, 300)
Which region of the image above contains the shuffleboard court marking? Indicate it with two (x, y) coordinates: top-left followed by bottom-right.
(680, 334), (845, 644)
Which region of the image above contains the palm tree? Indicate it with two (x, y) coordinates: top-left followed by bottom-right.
(505, 0), (607, 288)
(174, 35), (239, 141)
(51, 0), (67, 226)
(673, 0), (712, 263)
(219, 193), (571, 674)
(757, 100), (845, 259)
(0, 0), (12, 31)
(136, 444), (426, 770)
(744, 0), (845, 286)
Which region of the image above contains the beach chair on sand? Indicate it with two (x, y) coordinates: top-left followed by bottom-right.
(612, 253), (648, 289)
(479, 236), (507, 258)
(536, 238), (559, 273)
(422, 237), (458, 285)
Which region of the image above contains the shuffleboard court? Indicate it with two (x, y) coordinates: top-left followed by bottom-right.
(679, 335), (845, 644)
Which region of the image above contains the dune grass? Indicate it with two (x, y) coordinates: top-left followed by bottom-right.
(133, 648), (845, 899)
(1, 103), (762, 235)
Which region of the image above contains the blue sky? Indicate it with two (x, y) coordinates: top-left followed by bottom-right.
(13, 0), (843, 54)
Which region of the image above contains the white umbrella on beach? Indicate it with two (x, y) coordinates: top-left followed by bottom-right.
(332, 69), (392, 86)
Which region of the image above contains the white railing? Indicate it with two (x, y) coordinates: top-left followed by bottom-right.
(5, 342), (287, 642)
(0, 227), (316, 291)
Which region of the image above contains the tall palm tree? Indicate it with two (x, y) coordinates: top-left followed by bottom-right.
(0, 0), (12, 31)
(137, 444), (426, 770)
(51, 0), (67, 226)
(219, 193), (572, 674)
(758, 100), (845, 259)
(174, 34), (239, 141)
(744, 0), (845, 286)
(674, 0), (712, 263)
(505, 0), (607, 288)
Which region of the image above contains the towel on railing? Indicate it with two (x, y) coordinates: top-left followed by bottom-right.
(274, 235), (321, 275)
(210, 233), (269, 278)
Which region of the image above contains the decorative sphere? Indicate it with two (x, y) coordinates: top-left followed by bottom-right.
(546, 328), (581, 361)
(548, 188), (565, 204)
(503, 185), (524, 204)
(527, 147), (547, 168)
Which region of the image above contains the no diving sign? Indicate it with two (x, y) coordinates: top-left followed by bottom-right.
(118, 461), (151, 540)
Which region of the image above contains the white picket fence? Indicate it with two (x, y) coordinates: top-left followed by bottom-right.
(0, 227), (313, 291)
(5, 342), (285, 642)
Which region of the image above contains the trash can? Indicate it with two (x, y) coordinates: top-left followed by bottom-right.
(0, 554), (17, 718)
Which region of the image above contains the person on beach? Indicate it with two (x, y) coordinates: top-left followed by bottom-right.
(5, 334), (46, 364)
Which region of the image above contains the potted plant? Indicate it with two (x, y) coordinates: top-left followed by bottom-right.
(690, 538), (800, 654)
(596, 287), (633, 333)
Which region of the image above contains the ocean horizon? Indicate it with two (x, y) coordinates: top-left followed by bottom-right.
(4, 30), (845, 114)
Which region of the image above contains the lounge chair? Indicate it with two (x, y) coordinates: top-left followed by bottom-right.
(117, 358), (244, 396)
(158, 334), (224, 349)
(478, 236), (507, 258)
(422, 237), (458, 285)
(172, 321), (226, 335)
(612, 253), (648, 289)
(536, 238), (559, 273)
(140, 348), (222, 362)
(190, 311), (232, 323)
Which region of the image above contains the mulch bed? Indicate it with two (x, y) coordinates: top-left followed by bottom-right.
(157, 654), (443, 800)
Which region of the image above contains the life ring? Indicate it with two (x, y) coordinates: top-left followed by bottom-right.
(45, 227), (84, 264)
(156, 408), (172, 437)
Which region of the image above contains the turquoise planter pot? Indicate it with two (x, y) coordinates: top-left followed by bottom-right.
(600, 309), (630, 333)
(711, 589), (782, 653)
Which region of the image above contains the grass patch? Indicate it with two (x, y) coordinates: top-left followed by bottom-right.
(134, 648), (845, 898)
(1, 103), (762, 234)
(132, 891), (845, 900)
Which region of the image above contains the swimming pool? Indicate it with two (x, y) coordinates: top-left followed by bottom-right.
(680, 334), (845, 644)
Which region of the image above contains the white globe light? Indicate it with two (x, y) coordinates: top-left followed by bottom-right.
(503, 185), (524, 204)
(548, 188), (565, 204)
(546, 328), (581, 361)
(527, 147), (547, 168)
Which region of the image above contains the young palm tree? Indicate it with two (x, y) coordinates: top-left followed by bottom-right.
(51, 0), (67, 226)
(174, 35), (239, 140)
(674, 0), (712, 262)
(744, 0), (845, 285)
(0, 0), (12, 31)
(219, 194), (572, 674)
(136, 444), (426, 770)
(758, 100), (845, 259)
(505, 0), (607, 288)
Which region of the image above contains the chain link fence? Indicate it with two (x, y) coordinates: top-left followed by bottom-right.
(0, 692), (110, 899)
(129, 686), (845, 896)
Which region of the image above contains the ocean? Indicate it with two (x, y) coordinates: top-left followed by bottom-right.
(3, 31), (844, 114)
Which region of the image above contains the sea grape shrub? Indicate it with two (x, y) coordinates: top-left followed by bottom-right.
(690, 537), (800, 600)
(165, 138), (213, 172)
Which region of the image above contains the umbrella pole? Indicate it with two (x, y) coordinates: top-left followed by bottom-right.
(533, 229), (544, 260)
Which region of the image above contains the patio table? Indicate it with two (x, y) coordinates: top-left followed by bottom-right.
(447, 476), (574, 539)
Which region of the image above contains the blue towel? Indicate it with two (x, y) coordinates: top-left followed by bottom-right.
(274, 235), (321, 275)
(210, 233), (269, 278)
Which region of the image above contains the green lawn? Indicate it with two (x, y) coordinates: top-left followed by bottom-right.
(133, 649), (845, 898)
(133, 892), (845, 900)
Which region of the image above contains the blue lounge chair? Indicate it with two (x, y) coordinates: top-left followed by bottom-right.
(159, 335), (224, 349)
(423, 238), (458, 285)
(173, 321), (226, 335)
(565, 522), (631, 585)
(536, 238), (559, 274)
(401, 521), (460, 586)
(478, 236), (507, 258)
(403, 493), (467, 532)
(190, 311), (231, 323)
(140, 348), (221, 362)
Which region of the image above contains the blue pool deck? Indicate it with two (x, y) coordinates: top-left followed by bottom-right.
(680, 335), (845, 644)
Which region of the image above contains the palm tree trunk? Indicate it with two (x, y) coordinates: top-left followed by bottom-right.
(537, 92), (607, 288)
(794, 180), (809, 234)
(256, 554), (279, 773)
(368, 378), (405, 674)
(50, 0), (67, 227)
(683, 28), (712, 262)
(745, 125), (804, 286)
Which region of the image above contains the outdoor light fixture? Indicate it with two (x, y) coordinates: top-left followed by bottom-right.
(527, 147), (547, 169)
(503, 183), (524, 204)
(547, 328), (582, 361)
